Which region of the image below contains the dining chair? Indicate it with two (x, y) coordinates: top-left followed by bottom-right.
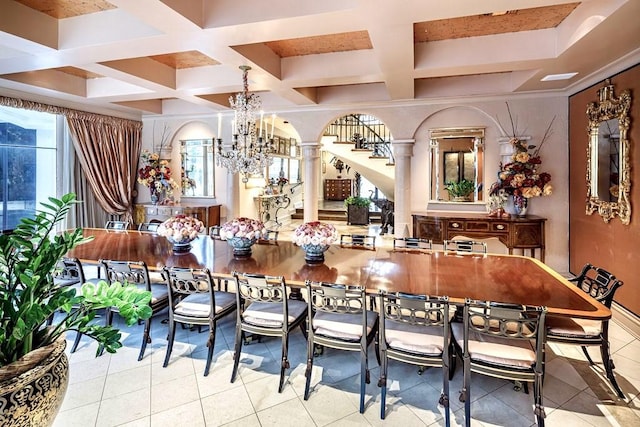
(443, 239), (487, 254)
(105, 220), (130, 231)
(138, 221), (161, 233)
(377, 291), (452, 424)
(304, 280), (378, 413)
(162, 267), (237, 376)
(230, 272), (307, 392)
(393, 237), (433, 250)
(100, 259), (169, 360)
(451, 300), (547, 427)
(259, 229), (279, 243)
(209, 225), (222, 239)
(545, 263), (624, 398)
(340, 234), (376, 249)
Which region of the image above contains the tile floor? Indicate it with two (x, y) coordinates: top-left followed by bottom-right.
(53, 220), (640, 427)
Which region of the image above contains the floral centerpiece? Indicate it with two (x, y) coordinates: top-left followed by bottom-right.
(220, 217), (266, 257)
(489, 137), (553, 216)
(293, 221), (338, 263)
(489, 105), (554, 217)
(157, 214), (205, 252)
(137, 150), (178, 204)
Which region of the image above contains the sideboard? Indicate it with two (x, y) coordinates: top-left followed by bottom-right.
(412, 212), (546, 261)
(134, 204), (221, 228)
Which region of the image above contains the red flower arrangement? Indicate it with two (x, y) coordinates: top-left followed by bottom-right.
(137, 150), (178, 201)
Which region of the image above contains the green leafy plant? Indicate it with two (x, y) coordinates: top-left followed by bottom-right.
(0, 193), (152, 368)
(445, 179), (475, 199)
(344, 196), (371, 208)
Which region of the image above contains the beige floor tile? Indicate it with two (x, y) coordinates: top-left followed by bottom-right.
(60, 376), (105, 411)
(218, 413), (262, 427)
(95, 388), (151, 427)
(53, 402), (100, 427)
(151, 373), (200, 414)
(102, 364), (151, 399)
(67, 353), (111, 385)
(201, 384), (255, 426)
(151, 353), (197, 386)
(150, 399), (205, 427)
(244, 374), (299, 411)
(324, 412), (373, 426)
(300, 382), (360, 426)
(256, 397), (316, 427)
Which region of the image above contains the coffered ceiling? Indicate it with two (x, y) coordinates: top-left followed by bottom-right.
(0, 0), (639, 118)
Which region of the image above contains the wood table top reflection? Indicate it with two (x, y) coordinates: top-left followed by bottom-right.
(67, 228), (609, 320)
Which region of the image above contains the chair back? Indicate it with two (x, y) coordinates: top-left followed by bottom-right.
(462, 299), (546, 369)
(163, 266), (214, 309)
(233, 272), (288, 331)
(573, 263), (623, 308)
(105, 220), (130, 231)
(138, 222), (160, 233)
(393, 237), (432, 250)
(443, 239), (487, 254)
(340, 234), (376, 248)
(209, 225), (222, 239)
(53, 257), (86, 286)
(100, 259), (151, 291)
(259, 230), (279, 242)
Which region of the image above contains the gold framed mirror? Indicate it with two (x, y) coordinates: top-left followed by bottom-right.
(586, 79), (632, 224)
(429, 127), (485, 202)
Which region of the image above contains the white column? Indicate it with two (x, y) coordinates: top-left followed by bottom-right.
(226, 170), (239, 221)
(392, 139), (414, 238)
(301, 142), (321, 222)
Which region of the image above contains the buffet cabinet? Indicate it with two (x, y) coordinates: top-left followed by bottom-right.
(412, 212), (546, 261)
(134, 204), (221, 228)
(324, 179), (352, 201)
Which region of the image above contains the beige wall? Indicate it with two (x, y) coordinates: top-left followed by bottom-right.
(142, 96), (570, 272)
(569, 63), (640, 316)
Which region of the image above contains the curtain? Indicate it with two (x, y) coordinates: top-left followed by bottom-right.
(67, 113), (142, 223)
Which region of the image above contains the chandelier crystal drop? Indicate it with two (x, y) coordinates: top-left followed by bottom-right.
(216, 65), (274, 182)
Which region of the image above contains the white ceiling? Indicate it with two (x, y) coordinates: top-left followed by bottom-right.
(0, 0), (639, 119)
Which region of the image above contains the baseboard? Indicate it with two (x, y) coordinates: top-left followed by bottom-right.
(612, 302), (640, 340)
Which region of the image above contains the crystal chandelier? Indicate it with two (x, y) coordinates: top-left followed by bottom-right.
(216, 65), (274, 182)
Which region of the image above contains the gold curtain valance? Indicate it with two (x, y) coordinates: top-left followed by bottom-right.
(0, 96), (142, 130)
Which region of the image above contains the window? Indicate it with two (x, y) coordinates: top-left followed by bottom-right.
(0, 106), (58, 232)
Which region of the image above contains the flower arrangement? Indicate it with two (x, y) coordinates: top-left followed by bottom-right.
(292, 221), (338, 247)
(220, 217), (265, 240)
(489, 104), (554, 214)
(137, 150), (178, 201)
(157, 214), (205, 244)
(181, 168), (196, 191)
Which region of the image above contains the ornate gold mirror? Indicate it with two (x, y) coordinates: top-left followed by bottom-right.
(586, 79), (632, 224)
(429, 127), (484, 202)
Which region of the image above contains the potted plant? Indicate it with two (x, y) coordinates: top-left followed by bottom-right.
(344, 196), (371, 225)
(0, 193), (152, 426)
(445, 179), (475, 201)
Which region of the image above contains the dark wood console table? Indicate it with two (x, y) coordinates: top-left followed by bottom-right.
(412, 212), (546, 262)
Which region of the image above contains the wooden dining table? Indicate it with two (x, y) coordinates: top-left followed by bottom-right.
(67, 228), (610, 320)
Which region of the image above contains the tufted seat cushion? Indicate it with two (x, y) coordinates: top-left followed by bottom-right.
(451, 323), (535, 369)
(546, 315), (601, 338)
(242, 299), (307, 328)
(313, 310), (378, 341)
(385, 320), (447, 355)
(175, 291), (236, 318)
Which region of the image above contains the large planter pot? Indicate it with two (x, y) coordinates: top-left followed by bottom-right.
(347, 205), (369, 225)
(0, 335), (69, 427)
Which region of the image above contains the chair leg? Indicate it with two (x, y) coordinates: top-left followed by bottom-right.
(299, 322), (308, 340)
(359, 345), (369, 413)
(204, 323), (216, 377)
(98, 308), (115, 356)
(230, 326), (244, 383)
(278, 332), (291, 393)
(163, 318), (176, 368)
(599, 335), (625, 398)
(377, 350), (388, 420)
(440, 351), (451, 427)
(70, 330), (83, 353)
(461, 354), (471, 427)
(304, 335), (315, 401)
(581, 345), (595, 365)
(533, 372), (546, 426)
(138, 317), (152, 361)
